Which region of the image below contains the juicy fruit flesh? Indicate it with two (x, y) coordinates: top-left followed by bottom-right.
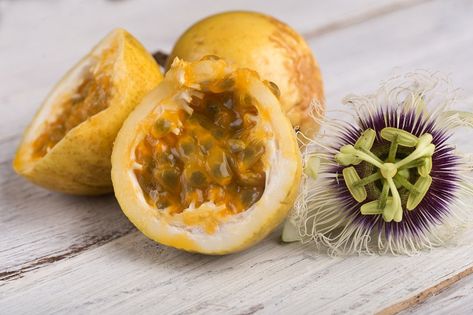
(32, 47), (116, 158)
(134, 91), (267, 233)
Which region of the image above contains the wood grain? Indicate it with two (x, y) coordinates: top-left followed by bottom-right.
(1, 0), (473, 314)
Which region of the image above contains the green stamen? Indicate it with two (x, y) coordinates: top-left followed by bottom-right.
(381, 127), (418, 147)
(361, 200), (384, 215)
(418, 156), (433, 177)
(355, 128), (376, 151)
(342, 167), (367, 202)
(407, 175), (432, 210)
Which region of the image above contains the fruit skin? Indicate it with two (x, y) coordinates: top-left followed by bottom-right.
(112, 58), (302, 254)
(13, 29), (163, 195)
(167, 11), (325, 138)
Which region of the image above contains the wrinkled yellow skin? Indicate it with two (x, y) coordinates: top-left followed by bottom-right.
(168, 11), (325, 138)
(112, 58), (302, 254)
(13, 29), (163, 195)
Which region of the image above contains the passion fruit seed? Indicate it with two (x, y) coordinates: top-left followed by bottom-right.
(228, 139), (245, 153)
(152, 118), (172, 138)
(186, 167), (208, 188)
(337, 127), (435, 222)
(133, 89), (266, 219)
(264, 80), (281, 98)
(239, 141), (265, 170)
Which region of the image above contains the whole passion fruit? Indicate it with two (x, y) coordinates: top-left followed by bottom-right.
(13, 29), (163, 195)
(167, 11), (324, 139)
(112, 57), (302, 254)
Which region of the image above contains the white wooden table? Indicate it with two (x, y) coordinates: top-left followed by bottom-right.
(1, 0), (473, 314)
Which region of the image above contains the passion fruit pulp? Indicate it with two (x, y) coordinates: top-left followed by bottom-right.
(167, 11), (325, 139)
(112, 57), (302, 254)
(13, 29), (163, 195)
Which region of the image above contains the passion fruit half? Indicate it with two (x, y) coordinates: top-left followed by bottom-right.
(167, 11), (325, 139)
(13, 29), (163, 195)
(112, 57), (302, 254)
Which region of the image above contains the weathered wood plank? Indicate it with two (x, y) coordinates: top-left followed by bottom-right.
(0, 0), (420, 280)
(2, 0), (473, 314)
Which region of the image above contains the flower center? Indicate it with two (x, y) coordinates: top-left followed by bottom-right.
(335, 128), (435, 223)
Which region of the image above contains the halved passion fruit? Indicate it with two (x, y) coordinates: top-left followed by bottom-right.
(13, 29), (163, 195)
(112, 57), (302, 254)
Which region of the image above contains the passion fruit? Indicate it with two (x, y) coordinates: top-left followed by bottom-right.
(13, 29), (163, 195)
(112, 57), (302, 254)
(167, 11), (324, 139)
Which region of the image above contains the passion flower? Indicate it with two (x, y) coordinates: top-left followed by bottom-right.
(283, 72), (473, 255)
(112, 57), (302, 254)
(13, 29), (163, 195)
(167, 11), (325, 139)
